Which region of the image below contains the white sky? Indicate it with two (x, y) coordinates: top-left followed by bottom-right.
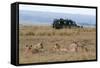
(19, 4), (96, 16)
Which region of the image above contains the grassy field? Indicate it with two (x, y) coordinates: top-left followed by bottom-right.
(19, 25), (96, 64)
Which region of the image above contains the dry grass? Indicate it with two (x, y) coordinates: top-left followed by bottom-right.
(19, 25), (96, 64)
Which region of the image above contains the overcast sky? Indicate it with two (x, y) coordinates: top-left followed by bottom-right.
(19, 4), (96, 16)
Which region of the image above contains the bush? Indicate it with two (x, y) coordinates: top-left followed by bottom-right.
(52, 18), (80, 29)
(26, 32), (35, 36)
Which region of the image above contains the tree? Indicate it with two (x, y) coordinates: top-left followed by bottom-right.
(52, 19), (62, 29)
(64, 19), (69, 28)
(52, 18), (81, 29)
(59, 18), (65, 26)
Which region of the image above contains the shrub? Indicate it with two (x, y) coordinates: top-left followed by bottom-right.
(26, 32), (35, 36)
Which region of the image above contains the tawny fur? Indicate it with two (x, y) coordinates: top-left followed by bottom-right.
(53, 41), (88, 53)
(24, 42), (44, 55)
(52, 43), (68, 52)
(68, 41), (88, 52)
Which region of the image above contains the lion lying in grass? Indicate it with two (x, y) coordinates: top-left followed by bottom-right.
(24, 41), (88, 58)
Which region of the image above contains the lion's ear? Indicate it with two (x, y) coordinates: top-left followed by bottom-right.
(40, 43), (43, 46)
(30, 45), (32, 47)
(26, 45), (28, 47)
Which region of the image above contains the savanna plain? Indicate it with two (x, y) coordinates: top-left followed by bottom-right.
(19, 25), (96, 64)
